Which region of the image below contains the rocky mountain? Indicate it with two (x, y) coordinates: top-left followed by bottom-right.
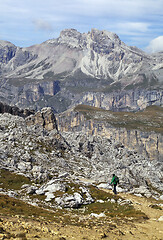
(56, 105), (163, 162)
(0, 29), (163, 112)
(0, 103), (162, 239)
(0, 30), (163, 239)
(0, 106), (162, 195)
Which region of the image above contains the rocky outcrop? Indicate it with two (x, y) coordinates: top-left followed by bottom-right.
(0, 79), (162, 112)
(56, 110), (163, 161)
(1, 29), (162, 82)
(0, 108), (162, 193)
(26, 107), (58, 131)
(0, 40), (36, 75)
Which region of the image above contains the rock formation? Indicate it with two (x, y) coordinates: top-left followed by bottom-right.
(0, 107), (162, 197)
(0, 29), (162, 112)
(26, 107), (58, 131)
(56, 109), (163, 161)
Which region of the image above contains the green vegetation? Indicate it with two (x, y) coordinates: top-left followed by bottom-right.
(74, 105), (163, 134)
(88, 185), (118, 201)
(0, 189), (147, 227)
(0, 169), (32, 190)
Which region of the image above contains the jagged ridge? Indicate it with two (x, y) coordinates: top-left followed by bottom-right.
(0, 29), (162, 112)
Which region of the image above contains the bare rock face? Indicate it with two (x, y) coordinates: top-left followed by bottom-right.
(26, 107), (58, 130)
(56, 108), (163, 161)
(0, 29), (162, 112)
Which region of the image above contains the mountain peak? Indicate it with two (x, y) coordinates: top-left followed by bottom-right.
(46, 28), (85, 48)
(60, 28), (81, 37)
(89, 28), (121, 43)
(0, 40), (16, 48)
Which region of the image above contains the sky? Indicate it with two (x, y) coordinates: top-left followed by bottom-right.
(0, 0), (163, 53)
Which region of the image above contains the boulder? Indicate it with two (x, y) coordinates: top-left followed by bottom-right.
(26, 186), (38, 194)
(160, 195), (163, 201)
(90, 213), (106, 218)
(55, 192), (83, 208)
(131, 186), (152, 198)
(43, 183), (66, 193)
(45, 192), (55, 201)
(97, 183), (111, 189)
(158, 216), (163, 221)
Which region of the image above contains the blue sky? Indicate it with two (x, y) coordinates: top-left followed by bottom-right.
(0, 0), (163, 52)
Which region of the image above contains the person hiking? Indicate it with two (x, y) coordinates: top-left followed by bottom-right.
(111, 174), (119, 194)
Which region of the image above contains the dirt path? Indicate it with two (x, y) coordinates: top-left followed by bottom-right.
(0, 191), (163, 240)
(104, 190), (163, 240)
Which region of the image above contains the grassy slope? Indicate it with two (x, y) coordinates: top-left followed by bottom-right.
(0, 169), (146, 226)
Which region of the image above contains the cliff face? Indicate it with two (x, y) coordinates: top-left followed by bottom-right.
(0, 78), (162, 112)
(56, 110), (163, 161)
(0, 79), (61, 110)
(76, 90), (163, 111)
(0, 29), (163, 112)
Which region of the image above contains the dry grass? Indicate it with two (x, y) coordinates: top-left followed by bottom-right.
(0, 169), (32, 190)
(74, 105), (163, 134)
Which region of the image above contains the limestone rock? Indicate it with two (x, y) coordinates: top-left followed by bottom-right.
(0, 30), (162, 112)
(158, 216), (163, 221)
(26, 107), (57, 131)
(55, 192), (84, 208)
(90, 213), (106, 218)
(42, 183), (66, 193)
(45, 192), (55, 201)
(160, 195), (163, 200)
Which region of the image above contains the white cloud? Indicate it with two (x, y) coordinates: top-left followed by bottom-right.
(107, 22), (151, 37)
(117, 22), (150, 34)
(146, 36), (163, 53)
(0, 0), (162, 48)
(32, 19), (53, 31)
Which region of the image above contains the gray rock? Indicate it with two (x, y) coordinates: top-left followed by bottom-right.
(97, 183), (111, 189)
(160, 195), (163, 201)
(117, 199), (133, 205)
(45, 192), (55, 201)
(26, 186), (38, 194)
(7, 191), (18, 198)
(158, 216), (163, 221)
(96, 200), (105, 203)
(0, 30), (163, 114)
(131, 186), (152, 198)
(35, 189), (45, 195)
(90, 213), (106, 218)
(55, 192), (83, 208)
(42, 182), (66, 193)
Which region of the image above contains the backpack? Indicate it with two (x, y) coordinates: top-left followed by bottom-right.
(115, 176), (119, 184)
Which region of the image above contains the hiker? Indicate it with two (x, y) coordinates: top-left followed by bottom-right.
(111, 174), (119, 194)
